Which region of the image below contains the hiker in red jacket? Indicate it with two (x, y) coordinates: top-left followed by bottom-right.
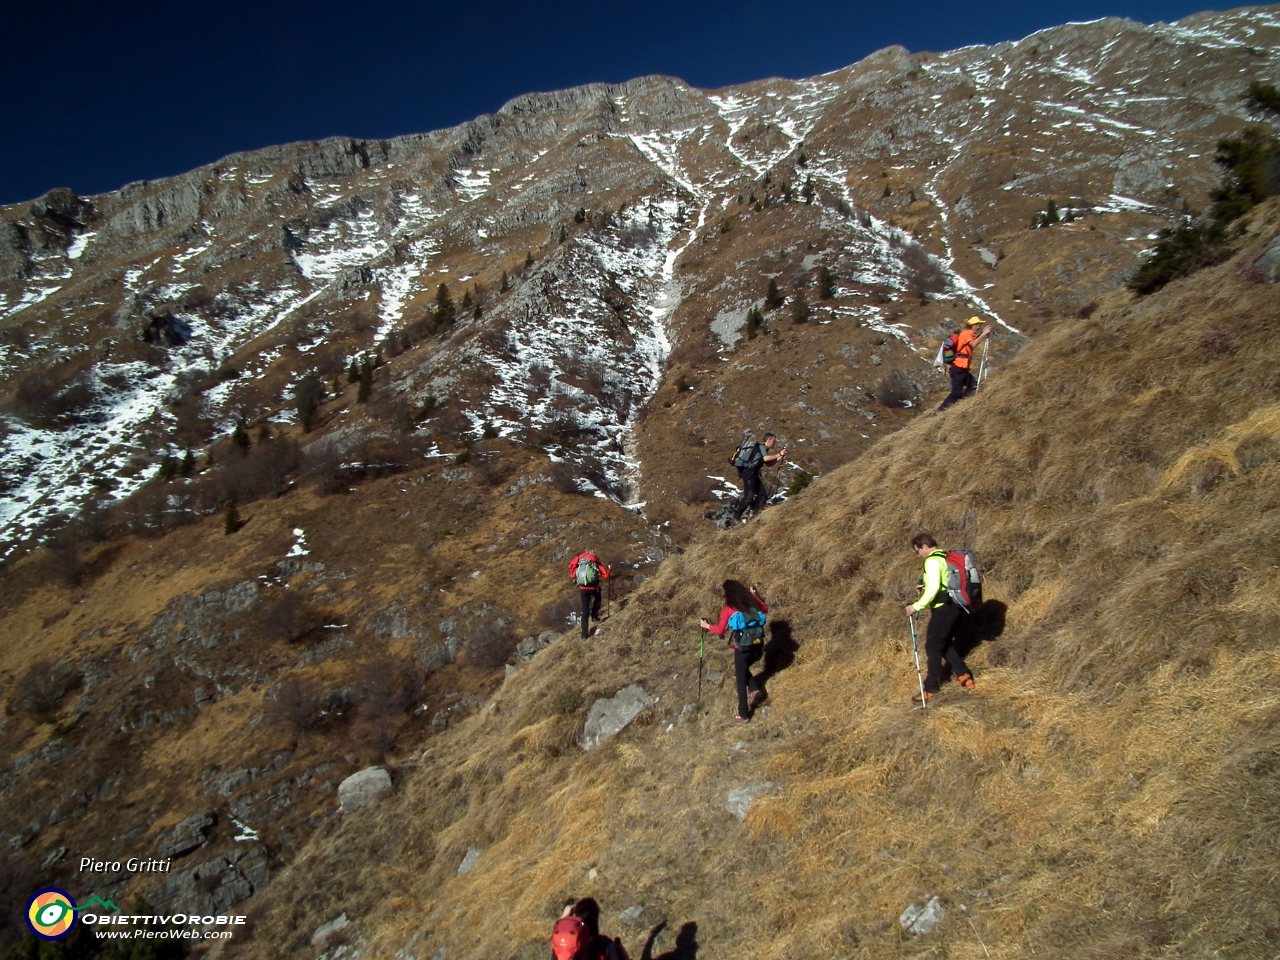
(554, 898), (629, 960)
(699, 580), (769, 721)
(568, 552), (611, 640)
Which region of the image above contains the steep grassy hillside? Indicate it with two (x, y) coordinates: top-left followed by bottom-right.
(225, 200), (1280, 960)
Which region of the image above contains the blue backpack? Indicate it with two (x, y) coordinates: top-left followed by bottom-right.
(727, 609), (766, 648)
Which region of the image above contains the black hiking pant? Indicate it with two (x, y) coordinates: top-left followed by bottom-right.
(579, 587), (601, 639)
(923, 600), (970, 693)
(734, 467), (766, 520)
(734, 642), (764, 718)
(938, 365), (976, 411)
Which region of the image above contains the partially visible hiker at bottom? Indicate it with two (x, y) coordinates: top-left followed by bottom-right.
(937, 316), (991, 412)
(553, 898), (630, 960)
(699, 579), (769, 722)
(905, 533), (975, 704)
(730, 433), (787, 523)
(568, 551), (612, 640)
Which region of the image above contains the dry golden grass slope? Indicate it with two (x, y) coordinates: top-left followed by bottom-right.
(223, 201), (1280, 960)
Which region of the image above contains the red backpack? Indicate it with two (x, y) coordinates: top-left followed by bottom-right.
(937, 549), (983, 612)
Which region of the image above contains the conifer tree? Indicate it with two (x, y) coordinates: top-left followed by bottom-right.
(435, 284), (456, 328)
(158, 454), (178, 481)
(746, 306), (764, 340)
(802, 178), (815, 204)
(224, 500), (241, 535)
(232, 420), (250, 454)
(765, 278), (784, 310)
(358, 361), (373, 404)
(257, 423), (271, 443)
(181, 448), (195, 478)
(500, 270), (509, 292)
(348, 358), (360, 383)
(792, 291), (811, 324)
(461, 290), (472, 310)
(525, 251), (534, 269)
(818, 266), (836, 300)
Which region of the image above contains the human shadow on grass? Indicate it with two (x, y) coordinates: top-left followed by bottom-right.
(940, 599), (1008, 683)
(639, 920), (698, 960)
(753, 618), (797, 704)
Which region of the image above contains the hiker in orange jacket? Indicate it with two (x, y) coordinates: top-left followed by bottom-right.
(568, 552), (611, 639)
(938, 316), (991, 411)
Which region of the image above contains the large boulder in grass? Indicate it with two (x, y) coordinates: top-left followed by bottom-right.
(338, 767), (392, 812)
(1253, 236), (1280, 283)
(579, 684), (655, 749)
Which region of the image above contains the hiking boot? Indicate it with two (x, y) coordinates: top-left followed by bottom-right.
(748, 689), (766, 709)
(734, 714), (749, 723)
(955, 673), (975, 691)
(911, 690), (935, 705)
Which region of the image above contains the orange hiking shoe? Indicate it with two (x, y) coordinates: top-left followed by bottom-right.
(911, 691), (934, 705)
(955, 673), (975, 691)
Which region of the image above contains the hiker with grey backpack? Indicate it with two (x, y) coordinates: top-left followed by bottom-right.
(730, 434), (787, 524)
(569, 551), (612, 640)
(904, 533), (981, 705)
(699, 580), (769, 722)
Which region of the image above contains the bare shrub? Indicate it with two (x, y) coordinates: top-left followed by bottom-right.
(540, 594), (578, 631)
(550, 462), (587, 495)
(262, 591), (320, 644)
(475, 453), (511, 487)
(465, 619), (515, 669)
(14, 661), (81, 718)
(680, 476), (717, 505)
(356, 658), (427, 752)
(875, 371), (916, 409)
(302, 443), (347, 495)
(268, 675), (324, 738)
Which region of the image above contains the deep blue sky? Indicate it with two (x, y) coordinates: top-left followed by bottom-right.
(1, 0), (1226, 206)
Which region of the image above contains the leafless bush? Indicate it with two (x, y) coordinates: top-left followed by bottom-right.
(680, 476), (717, 505)
(900, 243), (948, 298)
(539, 595), (578, 631)
(262, 591), (321, 644)
(14, 661), (81, 717)
(10, 367), (98, 428)
(464, 619), (515, 669)
(475, 453), (511, 487)
(302, 443), (347, 495)
(356, 658), (427, 752)
(875, 371), (917, 409)
(268, 675), (324, 738)
(550, 462), (586, 495)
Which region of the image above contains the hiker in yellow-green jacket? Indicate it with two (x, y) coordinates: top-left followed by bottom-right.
(904, 533), (974, 704)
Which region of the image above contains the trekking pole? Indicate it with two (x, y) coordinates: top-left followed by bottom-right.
(697, 630), (705, 708)
(909, 613), (927, 710)
(976, 336), (990, 389)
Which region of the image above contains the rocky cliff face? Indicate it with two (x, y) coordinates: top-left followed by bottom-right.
(0, 6), (1276, 554)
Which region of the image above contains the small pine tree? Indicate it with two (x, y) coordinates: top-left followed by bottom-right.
(347, 359), (360, 384)
(461, 290), (473, 310)
(765, 278), (784, 310)
(157, 454), (177, 482)
(746, 306), (764, 340)
(818, 266), (836, 300)
(1245, 80), (1280, 117)
(1044, 198), (1060, 225)
(205, 446), (215, 468)
(224, 500), (241, 535)
(358, 361), (373, 403)
(525, 251), (534, 269)
(257, 423), (271, 443)
(798, 152), (808, 166)
(232, 420), (250, 455)
(802, 178), (815, 204)
(474, 302), (483, 320)
(435, 283), (456, 327)
(791, 292), (811, 324)
(181, 448), (195, 478)
(500, 270), (509, 292)
(574, 207), (587, 223)
(882, 184), (892, 198)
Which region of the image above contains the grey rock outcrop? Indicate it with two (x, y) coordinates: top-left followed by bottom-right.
(312, 913), (351, 948)
(1253, 236), (1280, 283)
(153, 847), (269, 915)
(456, 846), (481, 877)
(725, 781), (782, 821)
(339, 767), (392, 812)
(579, 684), (655, 749)
(157, 810), (216, 858)
(899, 896), (946, 936)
